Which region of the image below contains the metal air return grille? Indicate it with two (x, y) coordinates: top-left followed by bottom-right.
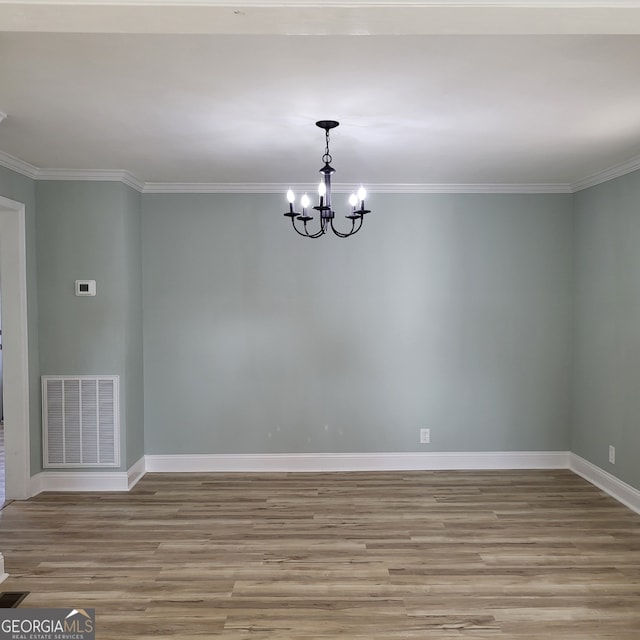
(42, 376), (120, 467)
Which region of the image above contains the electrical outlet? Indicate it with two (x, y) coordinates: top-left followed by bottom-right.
(609, 445), (616, 464)
(420, 428), (430, 444)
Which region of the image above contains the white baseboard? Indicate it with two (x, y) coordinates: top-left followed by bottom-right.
(127, 456), (146, 490)
(25, 452), (640, 518)
(30, 471), (129, 495)
(0, 553), (7, 584)
(30, 457), (146, 495)
(144, 451), (571, 473)
(569, 453), (640, 515)
(30, 451), (567, 495)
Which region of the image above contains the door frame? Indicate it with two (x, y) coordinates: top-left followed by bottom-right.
(0, 195), (31, 500)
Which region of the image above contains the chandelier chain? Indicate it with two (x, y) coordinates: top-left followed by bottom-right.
(322, 128), (332, 165)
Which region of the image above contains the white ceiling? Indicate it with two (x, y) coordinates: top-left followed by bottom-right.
(2, 1), (640, 190)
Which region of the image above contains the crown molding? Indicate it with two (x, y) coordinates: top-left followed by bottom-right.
(143, 182), (573, 194)
(4, 1), (640, 38)
(0, 150), (39, 179)
(4, 1), (640, 7)
(0, 148), (638, 194)
(570, 153), (640, 192)
(36, 167), (145, 192)
(368, 183), (573, 194)
(0, 151), (145, 189)
(144, 182), (298, 194)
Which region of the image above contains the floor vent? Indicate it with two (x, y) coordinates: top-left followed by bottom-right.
(0, 592), (29, 608)
(42, 376), (120, 468)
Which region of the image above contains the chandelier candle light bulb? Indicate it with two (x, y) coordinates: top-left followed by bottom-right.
(318, 181), (326, 208)
(286, 189), (295, 214)
(283, 120), (371, 238)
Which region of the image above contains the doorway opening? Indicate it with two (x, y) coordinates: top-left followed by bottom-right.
(1, 288), (5, 506)
(0, 195), (31, 502)
(1, 289), (4, 505)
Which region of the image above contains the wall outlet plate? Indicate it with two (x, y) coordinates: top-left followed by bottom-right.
(609, 445), (616, 464)
(420, 428), (430, 444)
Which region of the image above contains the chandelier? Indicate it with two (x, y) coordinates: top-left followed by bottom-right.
(284, 120), (370, 238)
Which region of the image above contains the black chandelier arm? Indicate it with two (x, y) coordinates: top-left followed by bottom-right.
(329, 214), (363, 238)
(289, 216), (325, 238)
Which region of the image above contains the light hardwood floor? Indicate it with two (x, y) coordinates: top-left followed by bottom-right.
(0, 470), (639, 639)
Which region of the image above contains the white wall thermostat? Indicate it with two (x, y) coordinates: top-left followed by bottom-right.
(75, 280), (96, 296)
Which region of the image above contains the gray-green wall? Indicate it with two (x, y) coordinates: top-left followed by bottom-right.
(572, 170), (640, 490)
(4, 166), (640, 493)
(35, 181), (144, 470)
(122, 185), (145, 468)
(142, 193), (573, 454)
